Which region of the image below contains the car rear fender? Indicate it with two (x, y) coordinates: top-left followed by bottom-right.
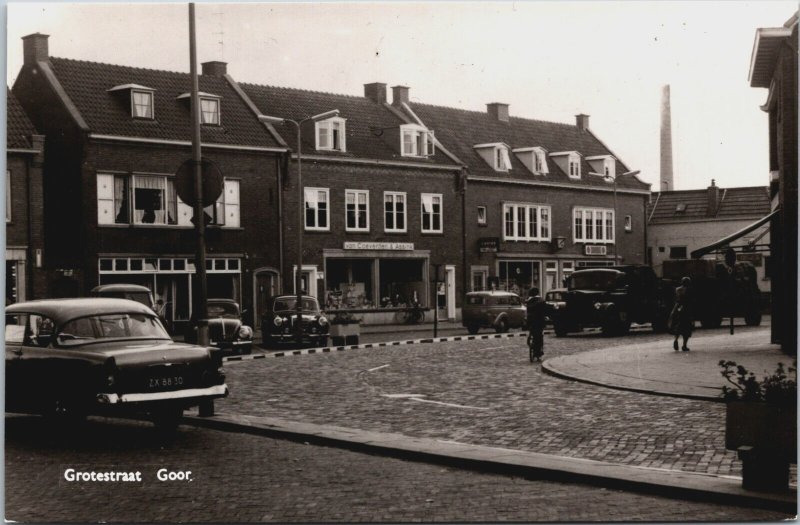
(493, 312), (509, 326)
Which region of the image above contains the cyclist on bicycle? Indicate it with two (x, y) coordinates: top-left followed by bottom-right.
(526, 287), (546, 361)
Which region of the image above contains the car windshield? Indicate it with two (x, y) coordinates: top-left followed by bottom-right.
(98, 291), (153, 308)
(568, 271), (623, 291)
(207, 302), (239, 318)
(273, 298), (319, 313)
(466, 296), (485, 305)
(57, 313), (169, 346)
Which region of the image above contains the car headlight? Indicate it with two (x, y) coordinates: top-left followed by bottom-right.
(318, 316), (328, 326)
(273, 316), (283, 327)
(594, 302), (602, 310)
(238, 325), (253, 339)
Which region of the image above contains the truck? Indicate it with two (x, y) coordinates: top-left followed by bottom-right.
(661, 259), (762, 328)
(550, 265), (674, 337)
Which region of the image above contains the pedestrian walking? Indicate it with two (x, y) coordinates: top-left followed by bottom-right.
(526, 287), (547, 362)
(669, 276), (693, 352)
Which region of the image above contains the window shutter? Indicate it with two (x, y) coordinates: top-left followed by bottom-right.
(97, 174), (115, 225)
(224, 179), (240, 228)
(177, 197), (193, 226)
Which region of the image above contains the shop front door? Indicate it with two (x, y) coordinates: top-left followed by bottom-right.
(254, 269), (279, 326)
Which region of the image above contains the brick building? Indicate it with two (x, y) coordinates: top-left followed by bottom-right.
(238, 82), (465, 323)
(6, 87), (46, 303)
(399, 97), (650, 296)
(12, 34), (286, 330)
(749, 13), (798, 352)
(647, 182), (772, 295)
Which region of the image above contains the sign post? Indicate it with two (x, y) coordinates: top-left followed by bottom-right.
(432, 264), (441, 338)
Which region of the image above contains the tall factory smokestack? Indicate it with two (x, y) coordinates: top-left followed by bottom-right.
(660, 84), (674, 191)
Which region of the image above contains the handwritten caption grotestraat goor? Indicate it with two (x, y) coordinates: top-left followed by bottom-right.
(63, 468), (193, 483)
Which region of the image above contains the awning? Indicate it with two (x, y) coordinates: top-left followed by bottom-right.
(691, 209), (779, 258)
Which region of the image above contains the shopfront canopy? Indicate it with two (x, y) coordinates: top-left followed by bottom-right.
(690, 209), (779, 258)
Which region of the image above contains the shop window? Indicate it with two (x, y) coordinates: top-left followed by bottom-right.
(345, 189), (369, 232)
(379, 259), (425, 307)
(316, 118), (346, 152)
(325, 259), (374, 309)
(573, 207), (614, 243)
(498, 260), (541, 295)
(561, 261), (574, 286)
(200, 97), (220, 125)
(384, 192), (406, 233)
(669, 246), (687, 260)
(544, 261), (559, 292)
(421, 193), (442, 233)
(503, 203), (551, 241)
(477, 206), (487, 225)
(304, 187), (330, 231)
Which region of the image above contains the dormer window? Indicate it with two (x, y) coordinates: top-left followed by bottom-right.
(176, 92), (222, 125)
(511, 147), (549, 175)
(200, 97), (220, 125)
(316, 117), (346, 152)
(475, 143), (512, 172)
(586, 155), (616, 180)
(400, 124), (434, 157)
(108, 84), (155, 120)
(550, 151), (581, 179)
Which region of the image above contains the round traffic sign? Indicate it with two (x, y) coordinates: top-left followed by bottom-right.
(175, 158), (224, 207)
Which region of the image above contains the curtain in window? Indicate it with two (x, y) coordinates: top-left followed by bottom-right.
(114, 176), (128, 223)
(166, 179), (177, 225)
(540, 208), (549, 238)
(500, 148), (512, 170)
(318, 124), (330, 149)
(200, 99), (219, 124)
(133, 176), (166, 224)
(132, 92), (152, 118)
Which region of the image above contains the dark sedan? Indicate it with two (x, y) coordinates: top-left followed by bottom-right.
(185, 299), (253, 355)
(261, 295), (329, 348)
(5, 298), (228, 430)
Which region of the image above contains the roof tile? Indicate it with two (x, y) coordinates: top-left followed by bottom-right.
(7, 87), (37, 149)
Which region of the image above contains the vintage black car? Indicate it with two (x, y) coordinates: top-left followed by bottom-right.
(185, 299), (253, 355)
(549, 265), (672, 337)
(261, 295), (329, 348)
(5, 298), (228, 429)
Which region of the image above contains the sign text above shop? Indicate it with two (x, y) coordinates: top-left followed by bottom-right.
(343, 242), (414, 251)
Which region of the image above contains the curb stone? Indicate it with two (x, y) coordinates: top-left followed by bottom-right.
(183, 412), (796, 514)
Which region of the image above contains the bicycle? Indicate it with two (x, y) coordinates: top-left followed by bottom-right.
(394, 304), (426, 324)
(527, 330), (544, 363)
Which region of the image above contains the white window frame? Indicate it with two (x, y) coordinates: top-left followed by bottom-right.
(304, 187), (330, 231)
(477, 206), (487, 225)
(345, 189), (369, 232)
(200, 97), (220, 125)
(316, 117), (347, 152)
(573, 207), (615, 243)
(131, 89), (154, 119)
(131, 174), (176, 226)
(400, 124), (434, 157)
(502, 202), (552, 242)
(420, 193), (443, 233)
(495, 146), (512, 172)
(383, 191), (407, 233)
(220, 179), (240, 228)
(568, 153), (581, 179)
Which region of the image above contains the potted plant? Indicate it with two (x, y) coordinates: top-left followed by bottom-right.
(719, 359), (797, 491)
(329, 311), (361, 345)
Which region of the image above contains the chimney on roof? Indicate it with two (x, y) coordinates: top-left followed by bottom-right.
(364, 82), (387, 104)
(392, 85), (409, 106)
(22, 33), (49, 65)
(575, 113), (590, 132)
(201, 61), (227, 77)
(487, 102), (509, 122)
(707, 179), (721, 217)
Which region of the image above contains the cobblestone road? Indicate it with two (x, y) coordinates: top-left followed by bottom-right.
(221, 326), (769, 478)
(5, 415), (790, 522)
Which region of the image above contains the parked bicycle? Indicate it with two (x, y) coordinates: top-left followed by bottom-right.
(394, 302), (426, 324)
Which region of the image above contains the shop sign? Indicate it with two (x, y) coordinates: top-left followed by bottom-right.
(736, 253), (763, 267)
(343, 242), (414, 251)
(478, 238), (499, 253)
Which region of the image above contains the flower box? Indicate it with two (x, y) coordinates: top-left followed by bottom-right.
(725, 401), (796, 460)
(330, 322), (360, 339)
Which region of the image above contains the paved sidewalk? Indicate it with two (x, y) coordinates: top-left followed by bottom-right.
(543, 329), (792, 401)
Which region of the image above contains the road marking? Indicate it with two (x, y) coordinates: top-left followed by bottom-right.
(380, 393), (489, 410)
(367, 364), (390, 372)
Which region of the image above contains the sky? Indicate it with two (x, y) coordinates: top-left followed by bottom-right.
(6, 1), (796, 191)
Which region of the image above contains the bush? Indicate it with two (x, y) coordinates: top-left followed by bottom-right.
(719, 360), (797, 405)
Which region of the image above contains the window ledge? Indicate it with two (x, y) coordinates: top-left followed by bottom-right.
(383, 230), (409, 235)
(421, 231), (444, 236)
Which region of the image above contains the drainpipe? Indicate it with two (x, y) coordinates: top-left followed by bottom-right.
(277, 154), (285, 293)
(460, 168), (468, 300)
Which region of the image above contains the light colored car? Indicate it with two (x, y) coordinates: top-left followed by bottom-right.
(461, 290), (527, 334)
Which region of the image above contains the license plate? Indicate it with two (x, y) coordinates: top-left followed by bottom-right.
(148, 375), (185, 389)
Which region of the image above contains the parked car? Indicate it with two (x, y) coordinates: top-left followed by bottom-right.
(261, 295), (329, 348)
(4, 298), (228, 430)
(90, 283), (171, 332)
(185, 299), (253, 355)
(544, 288), (567, 324)
(461, 290), (527, 334)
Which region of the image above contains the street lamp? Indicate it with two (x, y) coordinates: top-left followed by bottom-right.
(593, 169), (640, 263)
(258, 109), (339, 344)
